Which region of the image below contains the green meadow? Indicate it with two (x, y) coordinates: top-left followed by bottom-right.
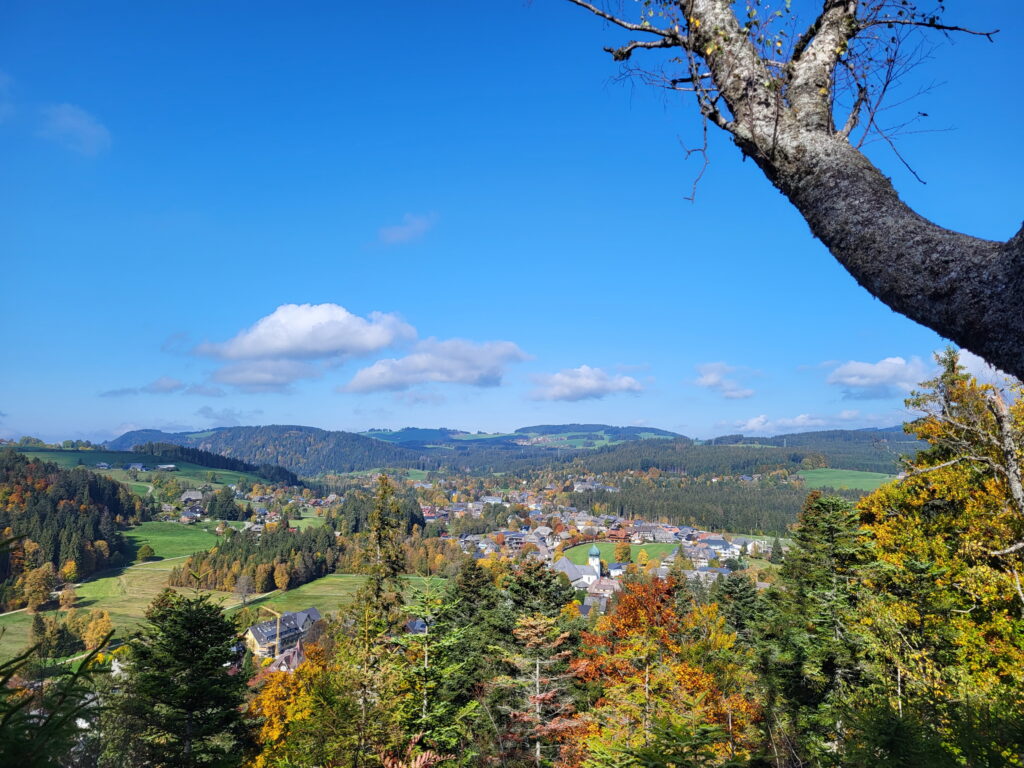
(798, 468), (895, 491)
(564, 541), (677, 566)
(16, 448), (265, 495)
(240, 574), (436, 617)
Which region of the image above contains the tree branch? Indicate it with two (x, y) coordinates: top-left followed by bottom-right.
(605, 37), (682, 62)
(564, 0), (673, 36)
(858, 18), (999, 41)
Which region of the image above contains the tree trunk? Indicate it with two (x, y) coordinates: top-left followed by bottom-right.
(761, 131), (1024, 378)
(568, 0), (1024, 378)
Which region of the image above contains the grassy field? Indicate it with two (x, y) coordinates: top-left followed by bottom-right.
(241, 574), (436, 617)
(564, 542), (677, 566)
(16, 448), (265, 495)
(125, 521), (222, 560)
(798, 468), (895, 491)
(0, 520), (230, 657)
(0, 563), (239, 658)
(291, 515), (328, 530)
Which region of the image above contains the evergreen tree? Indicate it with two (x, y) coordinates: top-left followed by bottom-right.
(755, 493), (871, 764)
(769, 536), (784, 564)
(104, 589), (245, 767)
(504, 558), (575, 618)
(352, 475), (406, 628)
(718, 573), (760, 645)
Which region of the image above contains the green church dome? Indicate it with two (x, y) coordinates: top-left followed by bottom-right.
(588, 544), (601, 557)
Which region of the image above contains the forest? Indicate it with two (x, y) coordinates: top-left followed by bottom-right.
(109, 424), (915, 478)
(0, 451), (153, 611)
(130, 442), (300, 486)
(570, 479), (863, 536)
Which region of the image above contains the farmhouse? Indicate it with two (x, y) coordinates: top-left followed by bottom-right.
(245, 607), (322, 658)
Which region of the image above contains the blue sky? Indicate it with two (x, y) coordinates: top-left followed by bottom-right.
(1, 1), (1020, 443)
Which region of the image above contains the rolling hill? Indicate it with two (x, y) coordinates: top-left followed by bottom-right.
(106, 423), (922, 478)
(108, 425), (431, 476)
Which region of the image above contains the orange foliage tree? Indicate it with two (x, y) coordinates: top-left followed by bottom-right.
(562, 579), (759, 767)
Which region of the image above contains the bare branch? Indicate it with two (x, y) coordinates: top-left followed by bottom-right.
(858, 18), (998, 41)
(991, 540), (1024, 557)
(564, 0), (673, 36)
(605, 37), (681, 62)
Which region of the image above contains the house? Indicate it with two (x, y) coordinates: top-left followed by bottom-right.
(245, 607), (322, 658)
(156, 464), (178, 471)
(95, 462), (111, 470)
(652, 528), (677, 543)
(181, 490), (204, 504)
(127, 463), (146, 472)
(179, 507), (202, 524)
(265, 640), (307, 673)
(608, 561), (629, 578)
(587, 577), (622, 601)
(552, 557), (598, 589)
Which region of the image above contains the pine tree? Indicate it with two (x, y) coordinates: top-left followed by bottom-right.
(769, 536), (784, 564)
(718, 574), (760, 645)
(353, 475), (406, 628)
(498, 614), (576, 767)
(105, 589), (245, 767)
(756, 493), (870, 764)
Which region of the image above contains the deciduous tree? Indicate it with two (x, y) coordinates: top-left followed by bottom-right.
(566, 1), (1024, 378)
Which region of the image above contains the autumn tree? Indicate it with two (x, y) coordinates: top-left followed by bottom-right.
(83, 610), (113, 650)
(248, 609), (406, 768)
(58, 585), (76, 610)
(273, 562), (291, 591)
(613, 541), (632, 564)
(847, 351), (1024, 762)
(566, 1), (1024, 379)
(496, 614), (577, 767)
(569, 579), (759, 764)
(22, 563), (56, 612)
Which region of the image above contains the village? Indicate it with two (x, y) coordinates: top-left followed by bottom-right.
(204, 474), (784, 669)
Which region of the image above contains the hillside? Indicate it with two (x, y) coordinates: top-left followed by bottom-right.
(108, 425), (430, 476)
(706, 427), (923, 473)
(107, 423), (922, 477)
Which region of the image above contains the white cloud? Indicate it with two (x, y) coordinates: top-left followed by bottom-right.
(378, 213), (437, 245)
(141, 376), (184, 394)
(694, 362), (755, 399)
(184, 384), (226, 397)
(958, 349), (1014, 386)
(99, 387), (139, 398)
(99, 376), (184, 397)
(195, 406), (262, 428)
(345, 338), (528, 393)
(197, 303), (414, 361)
(212, 360), (320, 393)
(39, 103), (110, 155)
(827, 356), (930, 399)
(531, 365), (643, 402)
(736, 413), (828, 433)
